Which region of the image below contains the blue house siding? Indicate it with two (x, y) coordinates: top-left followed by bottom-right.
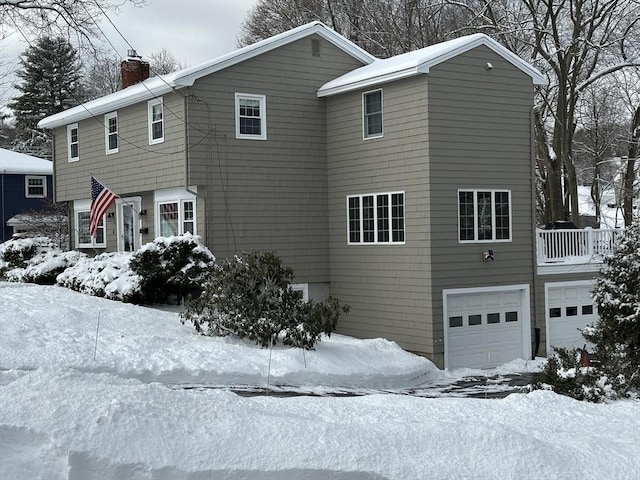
(1, 173), (54, 242)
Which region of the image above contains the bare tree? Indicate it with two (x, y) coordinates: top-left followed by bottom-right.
(14, 200), (69, 249)
(573, 82), (627, 225)
(84, 50), (122, 99)
(0, 1), (145, 49)
(148, 48), (185, 76)
(462, 0), (640, 225)
(238, 0), (474, 58)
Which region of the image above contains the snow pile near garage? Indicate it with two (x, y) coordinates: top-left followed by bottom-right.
(1, 283), (639, 479)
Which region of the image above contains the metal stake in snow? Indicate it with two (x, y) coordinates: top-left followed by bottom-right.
(266, 334), (274, 395)
(93, 311), (101, 361)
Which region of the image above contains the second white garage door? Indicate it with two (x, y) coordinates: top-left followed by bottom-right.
(444, 285), (531, 369)
(545, 281), (596, 354)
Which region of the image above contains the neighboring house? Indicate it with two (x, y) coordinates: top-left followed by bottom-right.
(38, 22), (603, 369)
(0, 149), (54, 242)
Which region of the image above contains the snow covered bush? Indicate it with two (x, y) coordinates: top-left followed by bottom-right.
(181, 251), (349, 349)
(0, 236), (71, 283)
(7, 249), (85, 285)
(129, 233), (216, 303)
(57, 252), (142, 302)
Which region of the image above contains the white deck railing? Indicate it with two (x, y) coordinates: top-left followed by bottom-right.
(536, 228), (624, 265)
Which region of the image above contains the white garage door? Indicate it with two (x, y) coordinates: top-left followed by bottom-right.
(546, 281), (596, 354)
(444, 286), (531, 369)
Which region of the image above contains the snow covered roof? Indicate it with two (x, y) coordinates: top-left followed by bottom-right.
(38, 22), (376, 129)
(317, 33), (547, 97)
(0, 149), (53, 175)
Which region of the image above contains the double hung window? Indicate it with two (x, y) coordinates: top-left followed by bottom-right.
(235, 93), (266, 140)
(148, 98), (164, 144)
(25, 176), (46, 198)
(105, 112), (118, 153)
(363, 89), (383, 139)
(67, 123), (79, 161)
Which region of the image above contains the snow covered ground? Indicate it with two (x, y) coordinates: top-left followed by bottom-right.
(1, 282), (639, 479)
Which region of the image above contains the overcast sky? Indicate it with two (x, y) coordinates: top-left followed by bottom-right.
(1, 0), (259, 112)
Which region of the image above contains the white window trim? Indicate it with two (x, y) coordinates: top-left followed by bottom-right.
(67, 123), (79, 162)
(25, 175), (47, 198)
(458, 189), (512, 243)
(105, 111), (119, 154)
(362, 89), (383, 140)
(235, 93), (267, 140)
(154, 187), (197, 237)
(74, 199), (106, 248)
(346, 191), (405, 245)
(290, 283), (309, 302)
(148, 98), (164, 145)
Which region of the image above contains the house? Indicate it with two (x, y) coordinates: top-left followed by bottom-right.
(0, 149), (54, 242)
(39, 22), (600, 369)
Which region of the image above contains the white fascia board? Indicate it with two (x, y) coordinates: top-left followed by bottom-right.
(415, 34), (547, 86)
(38, 79), (177, 129)
(317, 66), (419, 97)
(174, 22), (375, 88)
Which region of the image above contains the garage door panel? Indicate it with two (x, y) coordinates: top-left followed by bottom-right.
(546, 282), (596, 353)
(445, 288), (529, 369)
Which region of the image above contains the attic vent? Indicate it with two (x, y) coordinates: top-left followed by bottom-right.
(311, 39), (321, 57)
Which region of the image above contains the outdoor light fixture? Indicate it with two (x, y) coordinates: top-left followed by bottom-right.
(483, 250), (495, 261)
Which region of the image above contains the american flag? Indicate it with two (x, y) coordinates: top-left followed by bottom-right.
(89, 177), (117, 238)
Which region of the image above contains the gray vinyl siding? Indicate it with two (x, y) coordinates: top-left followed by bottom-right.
(427, 46), (538, 360)
(327, 76), (433, 355)
(184, 35), (365, 283)
(53, 91), (186, 203)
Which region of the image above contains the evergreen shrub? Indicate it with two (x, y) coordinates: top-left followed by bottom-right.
(181, 251), (349, 349)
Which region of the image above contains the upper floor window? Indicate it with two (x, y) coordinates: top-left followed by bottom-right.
(347, 191), (405, 244)
(235, 93), (266, 140)
(148, 98), (164, 144)
(67, 123), (79, 161)
(458, 189), (511, 242)
(363, 89), (383, 139)
(25, 176), (46, 198)
(105, 112), (118, 154)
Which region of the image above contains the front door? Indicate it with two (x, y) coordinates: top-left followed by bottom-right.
(117, 197), (141, 252)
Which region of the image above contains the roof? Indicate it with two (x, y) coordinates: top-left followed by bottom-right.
(0, 149), (53, 175)
(317, 33), (547, 97)
(38, 22), (376, 129)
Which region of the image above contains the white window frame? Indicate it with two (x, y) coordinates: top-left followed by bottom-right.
(458, 189), (512, 243)
(154, 187), (197, 237)
(105, 112), (118, 154)
(347, 191), (405, 245)
(235, 93), (267, 140)
(25, 175), (47, 198)
(67, 123), (79, 162)
(148, 98), (164, 145)
(290, 283), (309, 302)
(74, 199), (106, 248)
(363, 89), (383, 140)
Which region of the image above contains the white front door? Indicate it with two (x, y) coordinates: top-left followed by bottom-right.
(444, 285), (531, 369)
(117, 197), (142, 252)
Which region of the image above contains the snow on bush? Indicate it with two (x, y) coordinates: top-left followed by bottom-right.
(56, 252), (142, 302)
(129, 233), (216, 303)
(182, 251), (349, 349)
(0, 237), (82, 284)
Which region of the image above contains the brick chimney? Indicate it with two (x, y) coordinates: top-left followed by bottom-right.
(121, 49), (150, 89)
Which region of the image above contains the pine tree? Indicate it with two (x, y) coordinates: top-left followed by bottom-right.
(9, 36), (84, 132)
(587, 224), (640, 396)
